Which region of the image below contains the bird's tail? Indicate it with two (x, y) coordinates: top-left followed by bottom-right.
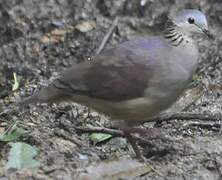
(17, 84), (67, 107)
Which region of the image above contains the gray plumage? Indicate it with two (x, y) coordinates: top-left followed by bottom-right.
(22, 9), (211, 127)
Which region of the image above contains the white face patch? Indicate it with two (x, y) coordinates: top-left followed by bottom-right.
(177, 22), (203, 34)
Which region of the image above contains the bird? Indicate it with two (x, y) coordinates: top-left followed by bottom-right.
(21, 9), (212, 160)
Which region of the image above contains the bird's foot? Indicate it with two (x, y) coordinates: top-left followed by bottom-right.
(121, 127), (169, 161)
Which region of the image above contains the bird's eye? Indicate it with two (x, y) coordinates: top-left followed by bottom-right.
(188, 17), (195, 24)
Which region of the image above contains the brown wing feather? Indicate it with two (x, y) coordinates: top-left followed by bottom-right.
(21, 45), (154, 105)
(55, 46), (153, 102)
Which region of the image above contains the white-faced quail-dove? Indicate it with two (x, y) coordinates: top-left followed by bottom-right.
(21, 9), (212, 159)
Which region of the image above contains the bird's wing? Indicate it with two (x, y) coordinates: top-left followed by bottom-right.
(54, 43), (155, 102)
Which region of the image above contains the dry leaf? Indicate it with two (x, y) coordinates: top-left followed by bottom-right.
(31, 44), (40, 54)
(75, 20), (96, 33)
(40, 29), (66, 43)
(0, 127), (5, 134)
(40, 20), (95, 44)
(40, 25), (75, 44)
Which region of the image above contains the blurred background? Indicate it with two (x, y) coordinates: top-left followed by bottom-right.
(0, 0), (221, 179)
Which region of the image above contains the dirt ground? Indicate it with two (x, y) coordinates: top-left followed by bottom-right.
(0, 0), (222, 179)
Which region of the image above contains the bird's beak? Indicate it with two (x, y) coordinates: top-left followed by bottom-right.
(202, 28), (214, 39)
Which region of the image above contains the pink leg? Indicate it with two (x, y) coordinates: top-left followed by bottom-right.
(121, 127), (163, 160)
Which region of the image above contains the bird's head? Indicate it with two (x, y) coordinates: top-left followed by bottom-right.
(171, 9), (213, 38)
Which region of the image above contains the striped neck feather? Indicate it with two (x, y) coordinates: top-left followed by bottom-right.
(163, 19), (190, 47)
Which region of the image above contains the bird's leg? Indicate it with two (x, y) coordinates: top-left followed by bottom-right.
(122, 127), (144, 161)
(121, 127), (165, 161)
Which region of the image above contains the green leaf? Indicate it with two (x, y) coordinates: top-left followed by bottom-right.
(7, 142), (40, 170)
(192, 73), (199, 81)
(0, 123), (26, 142)
(90, 133), (112, 144)
(12, 72), (21, 91)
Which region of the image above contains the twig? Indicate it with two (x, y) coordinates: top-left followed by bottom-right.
(96, 17), (119, 54)
(75, 113), (222, 136)
(75, 126), (123, 136)
(151, 112), (221, 125)
(182, 121), (221, 131)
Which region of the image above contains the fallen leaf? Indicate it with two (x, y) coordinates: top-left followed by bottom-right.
(0, 127), (25, 142)
(40, 25), (74, 44)
(31, 44), (40, 54)
(0, 127), (5, 134)
(40, 21), (96, 44)
(40, 20), (95, 44)
(7, 142), (40, 170)
(12, 72), (21, 91)
(40, 29), (66, 43)
(75, 20), (96, 33)
(0, 122), (26, 142)
(90, 133), (112, 144)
